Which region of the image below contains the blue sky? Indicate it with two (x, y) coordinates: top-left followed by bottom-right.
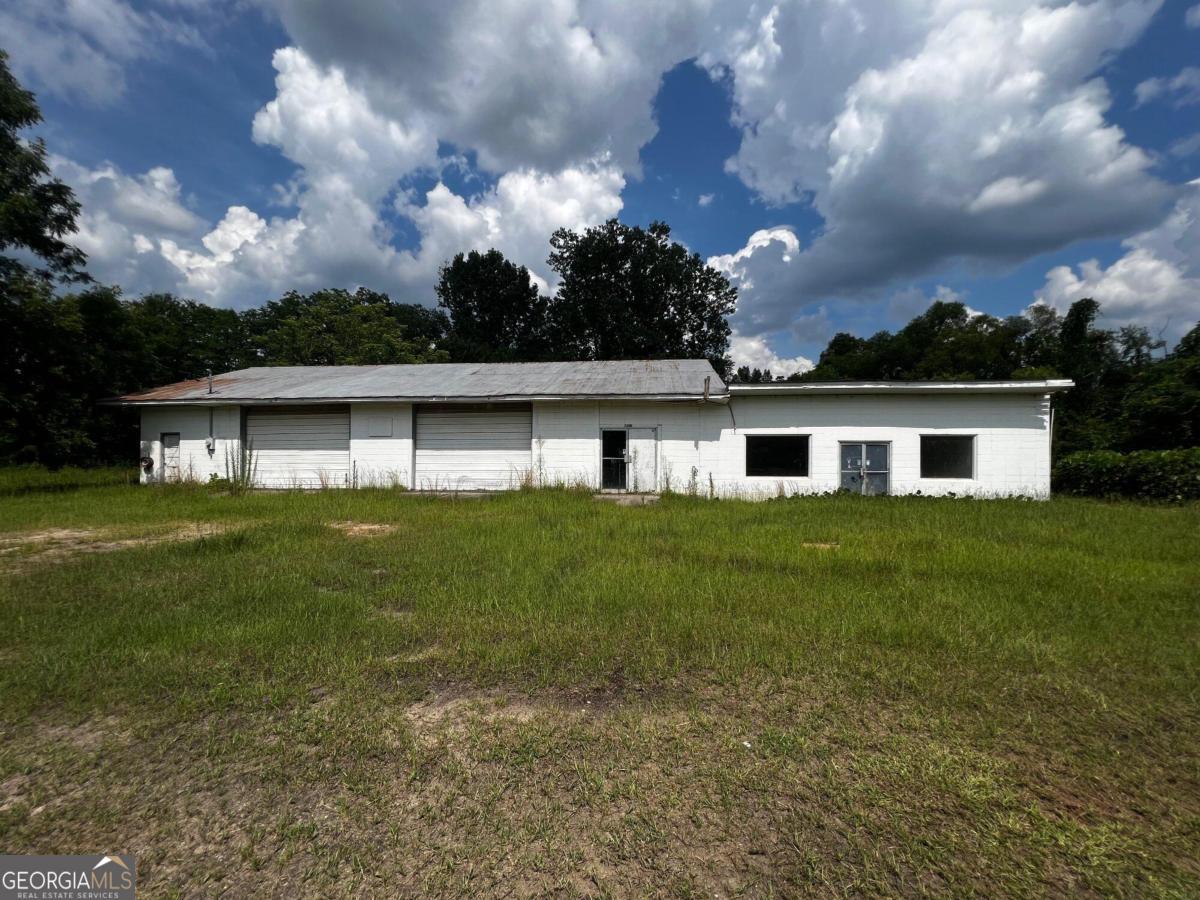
(5, 0), (1199, 371)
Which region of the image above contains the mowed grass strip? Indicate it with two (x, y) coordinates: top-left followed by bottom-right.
(0, 474), (1197, 896)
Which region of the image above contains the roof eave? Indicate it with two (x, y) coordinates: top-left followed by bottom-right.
(726, 380), (1074, 396)
(104, 392), (728, 406)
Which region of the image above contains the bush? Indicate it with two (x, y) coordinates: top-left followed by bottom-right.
(1054, 448), (1200, 501)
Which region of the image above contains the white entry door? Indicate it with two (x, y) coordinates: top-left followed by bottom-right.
(626, 427), (658, 493)
(160, 432), (180, 482)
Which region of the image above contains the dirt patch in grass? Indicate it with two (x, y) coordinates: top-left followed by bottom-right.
(592, 493), (660, 506)
(0, 523), (235, 572)
(329, 521), (399, 537)
(38, 715), (132, 753)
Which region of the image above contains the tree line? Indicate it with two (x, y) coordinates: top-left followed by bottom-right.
(2, 50), (1197, 467)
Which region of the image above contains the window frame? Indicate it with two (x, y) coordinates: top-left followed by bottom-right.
(919, 434), (976, 480)
(744, 433), (811, 478)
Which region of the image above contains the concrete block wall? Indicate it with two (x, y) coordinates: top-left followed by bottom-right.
(137, 392), (1054, 497)
(138, 405), (241, 484)
(710, 394), (1051, 498)
(349, 403), (413, 487)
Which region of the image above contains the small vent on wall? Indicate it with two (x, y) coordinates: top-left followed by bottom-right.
(367, 416), (393, 438)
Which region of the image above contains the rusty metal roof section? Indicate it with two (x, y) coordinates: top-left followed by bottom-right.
(112, 359), (728, 404)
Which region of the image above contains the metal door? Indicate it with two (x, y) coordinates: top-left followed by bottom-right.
(246, 406), (351, 489)
(627, 427), (658, 492)
(414, 403), (532, 490)
(839, 442), (889, 495)
(601, 429), (627, 490)
(161, 432), (181, 482)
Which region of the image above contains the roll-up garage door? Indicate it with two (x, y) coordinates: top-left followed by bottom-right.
(245, 405), (350, 488)
(415, 403), (533, 490)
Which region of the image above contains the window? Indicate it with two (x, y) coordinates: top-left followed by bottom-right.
(920, 435), (974, 479)
(746, 435), (809, 477)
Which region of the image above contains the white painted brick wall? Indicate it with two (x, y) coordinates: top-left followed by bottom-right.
(139, 392), (1054, 497)
(532, 401), (600, 487)
(138, 406), (240, 484)
(709, 393), (1051, 498)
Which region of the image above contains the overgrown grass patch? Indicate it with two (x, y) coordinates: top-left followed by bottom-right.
(0, 472), (1197, 895)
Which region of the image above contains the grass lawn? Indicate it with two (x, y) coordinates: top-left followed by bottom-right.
(1, 471), (1197, 896)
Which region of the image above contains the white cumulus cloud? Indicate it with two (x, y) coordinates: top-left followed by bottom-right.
(1135, 67), (1200, 107)
(1035, 183), (1200, 342)
(729, 332), (813, 377)
(143, 49), (625, 306)
(38, 0), (1184, 340)
(0, 0), (206, 104)
(712, 0), (1170, 335)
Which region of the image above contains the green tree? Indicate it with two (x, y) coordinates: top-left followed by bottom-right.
(436, 249), (550, 361)
(389, 302), (450, 354)
(547, 220), (735, 374)
(1051, 298), (1124, 453)
(798, 302), (1025, 382)
(1116, 324), (1166, 369)
(126, 293), (250, 386)
(245, 288), (450, 366)
(1012, 304), (1063, 378)
(1118, 322), (1200, 450)
(732, 366), (775, 383)
(0, 51), (86, 284)
(0, 282), (141, 465)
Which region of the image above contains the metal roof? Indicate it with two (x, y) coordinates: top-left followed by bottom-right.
(727, 379), (1074, 396)
(113, 359), (727, 404)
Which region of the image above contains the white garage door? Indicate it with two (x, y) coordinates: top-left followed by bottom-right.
(245, 406), (350, 488)
(415, 403), (533, 490)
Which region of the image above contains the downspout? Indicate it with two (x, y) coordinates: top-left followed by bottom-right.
(206, 370), (217, 459)
(1048, 395), (1055, 492)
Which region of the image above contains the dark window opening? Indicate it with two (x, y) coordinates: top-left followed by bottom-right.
(920, 435), (974, 479)
(746, 435), (809, 477)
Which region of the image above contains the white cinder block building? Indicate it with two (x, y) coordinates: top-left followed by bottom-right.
(114, 360), (1072, 498)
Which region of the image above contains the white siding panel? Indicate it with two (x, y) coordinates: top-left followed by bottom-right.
(246, 408), (350, 488)
(415, 403), (532, 490)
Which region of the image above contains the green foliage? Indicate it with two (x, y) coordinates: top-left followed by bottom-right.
(547, 219), (735, 375)
(0, 51), (86, 284)
(245, 288), (450, 366)
(436, 249), (550, 361)
(1, 278), (141, 465)
(126, 293), (251, 383)
(1118, 325), (1200, 450)
(799, 301), (1030, 381)
(731, 365), (776, 383)
(1054, 448), (1200, 501)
